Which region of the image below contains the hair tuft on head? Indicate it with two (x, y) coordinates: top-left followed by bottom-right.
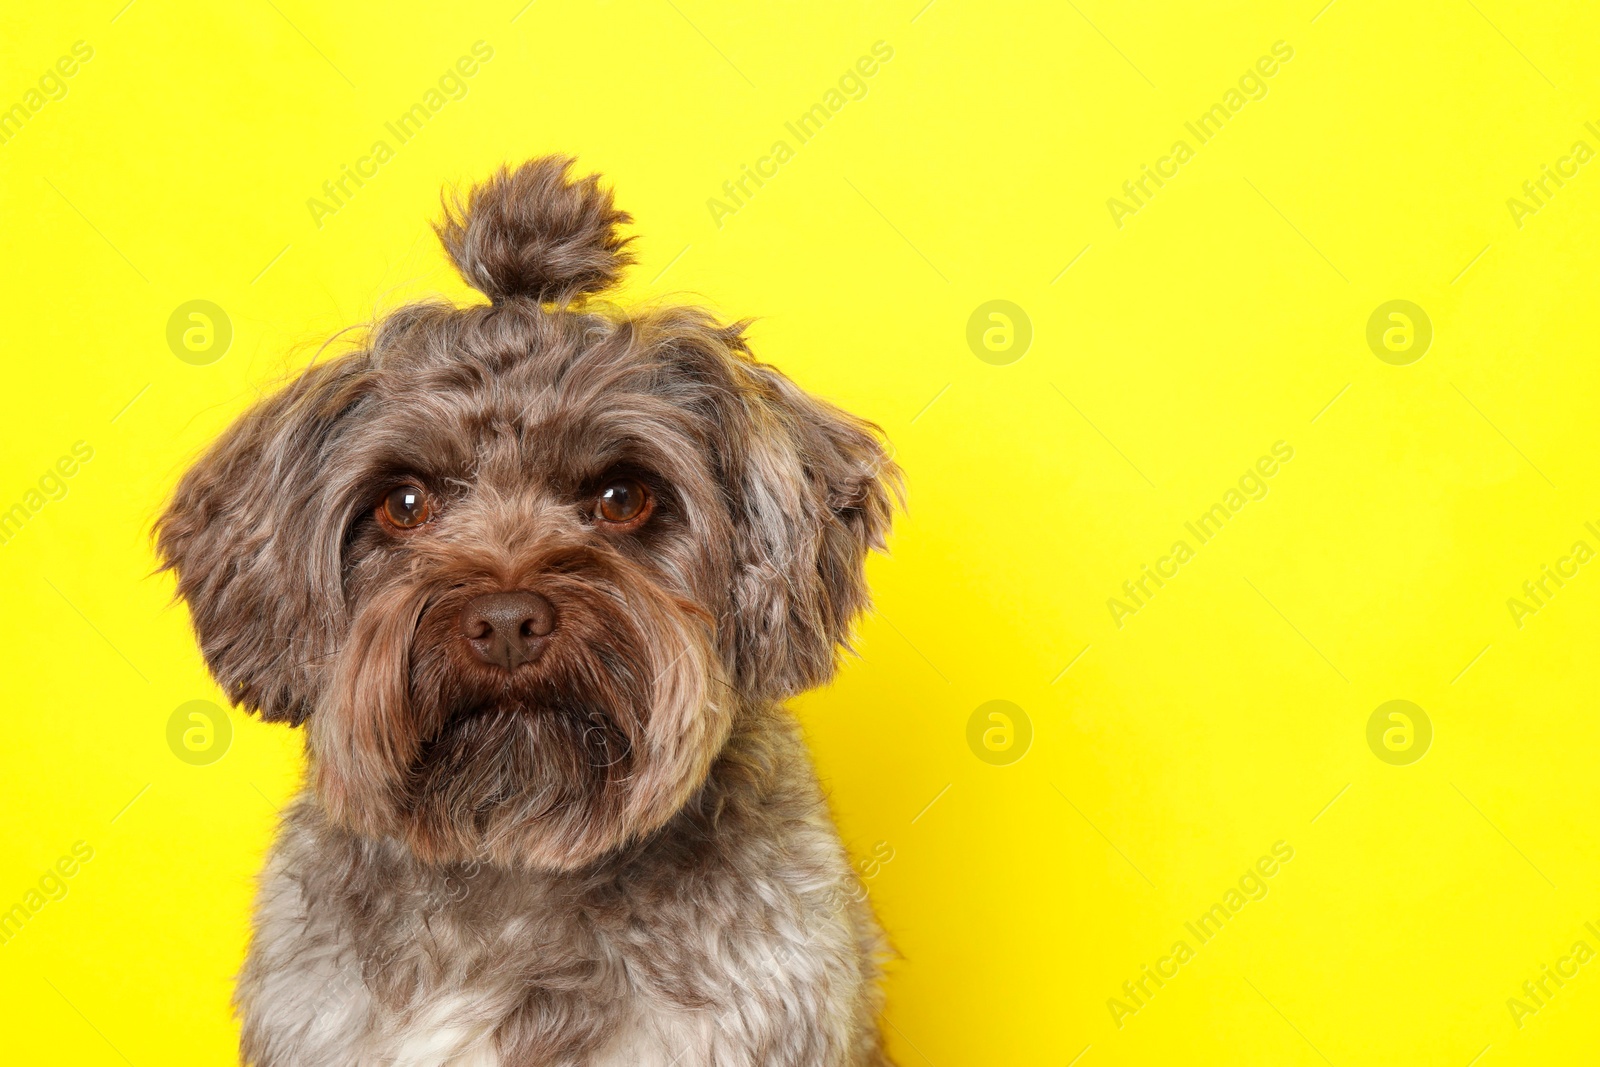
(434, 156), (635, 306)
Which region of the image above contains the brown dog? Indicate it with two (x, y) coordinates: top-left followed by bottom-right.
(156, 157), (901, 1066)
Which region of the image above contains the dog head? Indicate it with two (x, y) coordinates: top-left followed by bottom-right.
(156, 157), (899, 870)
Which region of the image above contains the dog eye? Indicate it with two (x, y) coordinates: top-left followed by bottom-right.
(379, 485), (434, 530)
(595, 478), (652, 528)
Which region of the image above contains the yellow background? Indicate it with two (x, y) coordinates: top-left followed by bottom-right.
(3, 0), (1599, 1063)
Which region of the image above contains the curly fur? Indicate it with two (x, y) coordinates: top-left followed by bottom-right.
(156, 156), (902, 1066)
(435, 156), (635, 305)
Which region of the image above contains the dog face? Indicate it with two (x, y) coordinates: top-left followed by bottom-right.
(156, 158), (898, 869)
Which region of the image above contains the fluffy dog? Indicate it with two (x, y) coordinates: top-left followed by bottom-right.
(156, 156), (901, 1066)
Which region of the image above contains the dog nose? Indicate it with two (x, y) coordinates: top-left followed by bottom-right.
(460, 591), (556, 669)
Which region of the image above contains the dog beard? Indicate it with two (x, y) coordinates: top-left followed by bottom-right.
(309, 543), (729, 870)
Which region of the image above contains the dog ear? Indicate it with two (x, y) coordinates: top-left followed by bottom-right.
(155, 355), (372, 723)
(675, 324), (901, 700)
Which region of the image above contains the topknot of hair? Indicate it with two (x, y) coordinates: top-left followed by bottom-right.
(434, 156), (635, 306)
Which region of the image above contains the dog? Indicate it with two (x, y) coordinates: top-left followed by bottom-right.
(156, 156), (902, 1067)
